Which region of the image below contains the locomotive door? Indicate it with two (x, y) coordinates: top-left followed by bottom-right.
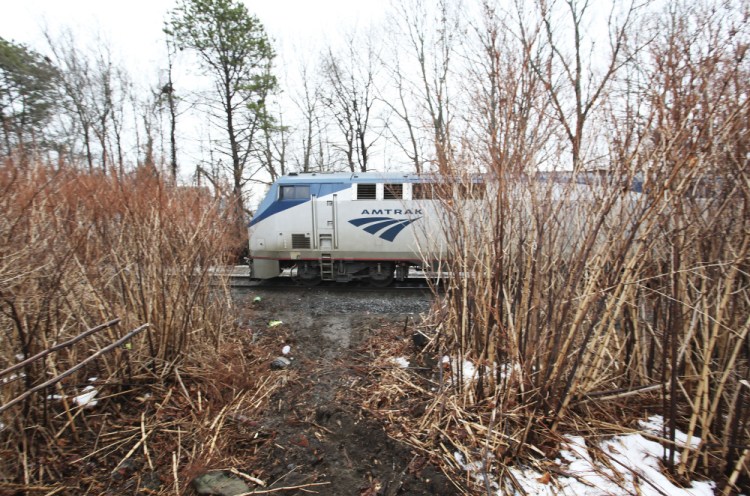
(312, 185), (338, 251)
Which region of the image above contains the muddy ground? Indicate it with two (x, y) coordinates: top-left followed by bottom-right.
(235, 284), (458, 495)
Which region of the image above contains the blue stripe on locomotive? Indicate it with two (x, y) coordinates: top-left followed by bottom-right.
(249, 181), (351, 227)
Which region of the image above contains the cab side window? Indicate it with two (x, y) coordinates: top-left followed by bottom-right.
(279, 185), (310, 200)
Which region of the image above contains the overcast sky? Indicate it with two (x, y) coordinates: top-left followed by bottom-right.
(0, 0), (391, 179)
(0, 0), (386, 77)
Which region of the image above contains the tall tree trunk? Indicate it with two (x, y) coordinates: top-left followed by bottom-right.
(167, 44), (178, 181)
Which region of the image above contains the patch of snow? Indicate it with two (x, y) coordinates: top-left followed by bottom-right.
(459, 360), (477, 381)
(1, 373), (21, 385)
(441, 356), (486, 384)
(392, 357), (410, 368)
(505, 429), (715, 496)
(88, 377), (98, 382)
(73, 385), (99, 408)
(639, 415), (701, 449)
(498, 362), (523, 381)
(443, 356), (525, 385)
(454, 451), (485, 473)
(0, 422), (5, 431)
(454, 451), (500, 490)
(282, 345), (291, 355)
(15, 353), (24, 361)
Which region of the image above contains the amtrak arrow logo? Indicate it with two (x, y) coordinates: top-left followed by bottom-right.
(348, 216), (421, 242)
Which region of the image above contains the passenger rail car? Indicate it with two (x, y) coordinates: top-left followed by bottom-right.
(247, 172), (448, 286)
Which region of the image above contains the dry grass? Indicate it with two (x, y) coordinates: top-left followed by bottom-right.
(417, 148), (750, 490)
(0, 160), (279, 492)
(364, 2), (750, 493)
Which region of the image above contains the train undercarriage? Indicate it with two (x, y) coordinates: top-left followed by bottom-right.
(250, 259), (417, 287)
(287, 260), (413, 287)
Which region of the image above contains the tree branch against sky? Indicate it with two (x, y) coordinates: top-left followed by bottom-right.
(167, 0), (276, 223)
(321, 31), (382, 173)
(391, 0), (462, 175)
(524, 0), (644, 171)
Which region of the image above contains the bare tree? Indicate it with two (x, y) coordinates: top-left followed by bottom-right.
(138, 92), (157, 168)
(45, 29), (131, 175)
(161, 31), (179, 181)
(292, 61), (325, 172)
(255, 99), (288, 182)
(46, 29), (95, 171)
(465, 0), (552, 175)
(320, 31), (381, 172)
(393, 0), (461, 174)
(108, 64), (130, 177)
(524, 0), (643, 171)
(88, 42), (130, 176)
(379, 50), (425, 173)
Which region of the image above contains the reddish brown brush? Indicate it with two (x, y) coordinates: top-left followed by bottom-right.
(0, 160), (251, 490)
(386, 1), (750, 492)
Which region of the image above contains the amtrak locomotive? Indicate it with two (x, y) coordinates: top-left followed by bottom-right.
(247, 172), (446, 286)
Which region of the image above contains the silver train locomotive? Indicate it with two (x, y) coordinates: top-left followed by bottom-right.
(247, 172), (446, 286)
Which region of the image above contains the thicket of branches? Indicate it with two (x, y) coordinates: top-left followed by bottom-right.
(1, 0), (749, 491)
(0, 160), (239, 486)
(402, 0), (750, 492)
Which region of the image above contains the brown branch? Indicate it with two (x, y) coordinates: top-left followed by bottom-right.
(0, 323), (149, 414)
(0, 318), (121, 379)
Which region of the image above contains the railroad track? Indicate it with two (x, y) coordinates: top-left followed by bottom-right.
(244, 278), (435, 291)
(221, 266), (440, 291)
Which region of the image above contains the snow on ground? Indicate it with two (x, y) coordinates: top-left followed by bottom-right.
(443, 355), (479, 382)
(508, 431), (714, 496)
(640, 415), (701, 449)
(392, 356), (410, 368)
(453, 414), (714, 495)
(442, 356), (523, 385)
(441, 356), (714, 494)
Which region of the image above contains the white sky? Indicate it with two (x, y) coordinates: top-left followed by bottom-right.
(0, 0), (389, 182)
(0, 0), (387, 77)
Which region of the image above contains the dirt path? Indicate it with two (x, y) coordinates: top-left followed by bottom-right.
(238, 286), (457, 495)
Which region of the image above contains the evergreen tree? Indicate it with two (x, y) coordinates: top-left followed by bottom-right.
(167, 0), (276, 225)
(0, 37), (58, 157)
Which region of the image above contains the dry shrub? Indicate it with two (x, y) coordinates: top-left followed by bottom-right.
(0, 160), (241, 487)
(403, 2), (750, 493)
(397, 159), (749, 491)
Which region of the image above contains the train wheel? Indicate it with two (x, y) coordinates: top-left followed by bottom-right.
(295, 263), (322, 287)
(368, 265), (394, 288)
(298, 275), (322, 287)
